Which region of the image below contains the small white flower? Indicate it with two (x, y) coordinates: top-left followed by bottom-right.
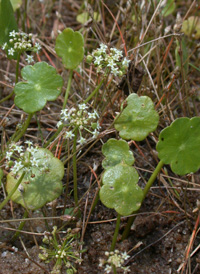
(88, 112), (96, 119)
(14, 145), (23, 153)
(121, 251), (130, 260)
(122, 58), (130, 68)
(6, 151), (13, 161)
(64, 131), (75, 139)
(99, 43), (108, 51)
(92, 129), (99, 138)
(8, 48), (15, 56)
(78, 137), (86, 145)
(25, 55), (34, 64)
(25, 140), (33, 146)
(27, 146), (38, 154)
(78, 103), (88, 110)
(56, 121), (63, 128)
(2, 42), (7, 50)
(9, 30), (17, 37)
(104, 264), (112, 273)
(94, 55), (103, 65)
(32, 157), (40, 167)
(35, 42), (41, 52)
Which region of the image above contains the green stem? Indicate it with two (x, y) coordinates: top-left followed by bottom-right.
(84, 79), (104, 104)
(13, 113), (33, 142)
(0, 53), (21, 104)
(0, 172), (25, 211)
(11, 210), (28, 241)
(112, 265), (117, 274)
(63, 69), (73, 109)
(110, 213), (121, 251)
(121, 160), (164, 240)
(72, 127), (78, 206)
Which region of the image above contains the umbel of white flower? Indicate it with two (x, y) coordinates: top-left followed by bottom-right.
(86, 43), (131, 77)
(57, 103), (100, 145)
(5, 141), (49, 176)
(1, 30), (41, 62)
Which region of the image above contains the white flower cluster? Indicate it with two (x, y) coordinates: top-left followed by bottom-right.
(99, 250), (130, 273)
(57, 103), (100, 145)
(87, 43), (130, 76)
(1, 30), (41, 62)
(5, 141), (49, 176)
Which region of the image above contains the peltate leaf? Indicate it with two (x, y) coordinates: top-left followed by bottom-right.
(100, 163), (143, 216)
(0, 0), (18, 59)
(14, 62), (63, 113)
(156, 117), (200, 175)
(102, 139), (134, 169)
(55, 28), (84, 69)
(6, 148), (64, 210)
(114, 93), (159, 141)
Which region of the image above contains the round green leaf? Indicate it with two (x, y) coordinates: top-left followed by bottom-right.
(14, 62), (63, 113)
(156, 117), (200, 175)
(100, 163), (143, 216)
(55, 28), (84, 69)
(102, 139), (134, 169)
(6, 148), (64, 210)
(114, 93), (159, 141)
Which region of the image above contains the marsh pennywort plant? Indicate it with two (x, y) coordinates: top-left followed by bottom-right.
(4, 143), (64, 211)
(57, 102), (100, 206)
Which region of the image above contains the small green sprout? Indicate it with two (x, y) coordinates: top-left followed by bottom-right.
(39, 226), (83, 274)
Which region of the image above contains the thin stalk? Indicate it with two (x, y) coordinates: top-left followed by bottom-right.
(121, 160), (164, 240)
(13, 113), (33, 142)
(110, 213), (121, 251)
(84, 79), (104, 104)
(72, 127), (78, 206)
(11, 210), (28, 241)
(63, 69), (73, 109)
(0, 171), (25, 211)
(0, 53), (21, 104)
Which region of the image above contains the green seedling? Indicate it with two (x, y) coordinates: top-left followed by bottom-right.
(157, 117), (200, 175)
(14, 62), (63, 113)
(114, 93), (159, 141)
(39, 226), (84, 274)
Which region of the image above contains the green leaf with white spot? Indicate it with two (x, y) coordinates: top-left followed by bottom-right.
(156, 117), (200, 175)
(55, 28), (84, 69)
(14, 62), (63, 113)
(100, 163), (143, 216)
(102, 139), (134, 169)
(114, 93), (159, 141)
(6, 148), (64, 210)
